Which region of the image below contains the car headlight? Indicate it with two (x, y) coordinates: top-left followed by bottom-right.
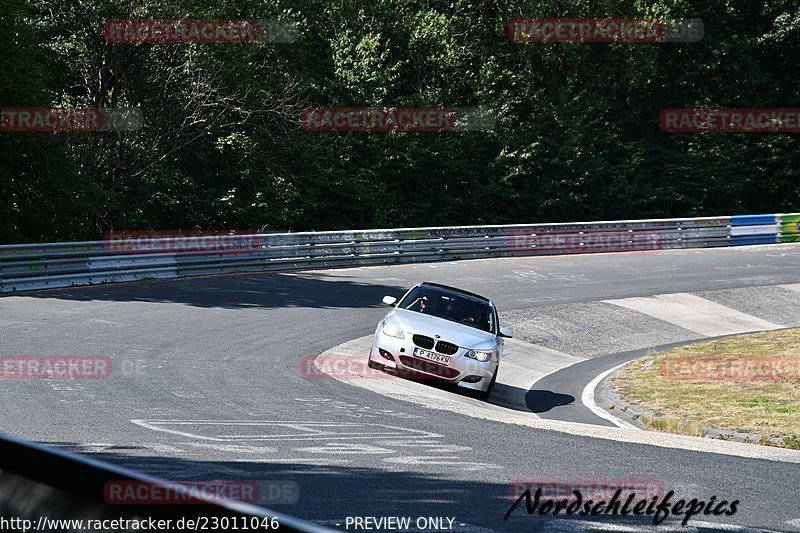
(466, 349), (496, 362)
(381, 319), (405, 339)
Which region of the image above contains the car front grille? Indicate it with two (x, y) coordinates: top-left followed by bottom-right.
(435, 341), (459, 355)
(412, 334), (435, 350)
(412, 334), (459, 355)
(398, 356), (459, 379)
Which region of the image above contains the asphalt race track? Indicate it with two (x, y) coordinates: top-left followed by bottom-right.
(3, 244), (800, 532)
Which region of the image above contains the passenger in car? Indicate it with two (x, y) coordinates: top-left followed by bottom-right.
(461, 307), (484, 326)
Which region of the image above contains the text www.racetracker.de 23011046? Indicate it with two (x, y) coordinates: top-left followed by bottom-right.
(0, 516), (281, 532)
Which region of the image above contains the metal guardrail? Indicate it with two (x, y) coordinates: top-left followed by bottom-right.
(0, 433), (330, 532)
(1, 213), (797, 293)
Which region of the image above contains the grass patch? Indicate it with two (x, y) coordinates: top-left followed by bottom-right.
(614, 329), (800, 449)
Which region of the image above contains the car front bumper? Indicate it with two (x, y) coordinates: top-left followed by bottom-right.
(368, 328), (498, 392)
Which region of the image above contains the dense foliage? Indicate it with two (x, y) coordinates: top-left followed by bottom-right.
(1, 0), (798, 242)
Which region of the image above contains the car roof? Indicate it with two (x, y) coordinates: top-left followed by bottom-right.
(419, 282), (491, 303)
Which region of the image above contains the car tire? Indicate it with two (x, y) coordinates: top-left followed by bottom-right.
(472, 369), (498, 401)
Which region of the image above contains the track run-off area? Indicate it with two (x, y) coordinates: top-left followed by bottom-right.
(2, 244), (800, 532)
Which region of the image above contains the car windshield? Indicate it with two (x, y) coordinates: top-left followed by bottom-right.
(399, 285), (495, 334)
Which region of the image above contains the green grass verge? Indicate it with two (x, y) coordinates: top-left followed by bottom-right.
(613, 329), (800, 449)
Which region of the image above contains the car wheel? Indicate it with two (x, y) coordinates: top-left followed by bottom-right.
(472, 369), (498, 401)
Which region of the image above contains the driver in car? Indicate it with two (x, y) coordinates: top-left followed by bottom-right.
(407, 294), (429, 313)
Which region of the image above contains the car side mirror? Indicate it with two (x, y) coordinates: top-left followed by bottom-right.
(499, 326), (513, 338)
(382, 295), (397, 306)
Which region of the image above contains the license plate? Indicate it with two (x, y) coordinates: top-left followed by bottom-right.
(413, 347), (451, 365)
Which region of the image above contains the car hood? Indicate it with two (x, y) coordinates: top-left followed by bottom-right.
(387, 308), (497, 349)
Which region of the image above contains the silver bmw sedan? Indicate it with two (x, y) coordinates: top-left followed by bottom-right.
(368, 282), (513, 400)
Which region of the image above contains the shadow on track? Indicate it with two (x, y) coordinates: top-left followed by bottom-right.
(8, 273), (409, 311)
(34, 443), (701, 532)
(524, 390), (575, 414)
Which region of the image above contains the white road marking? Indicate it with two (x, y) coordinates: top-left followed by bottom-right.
(382, 456), (502, 470)
(249, 458), (355, 465)
(784, 518), (800, 529)
(416, 444), (473, 453)
(372, 439), (443, 447)
(48, 383), (84, 391)
(295, 443), (393, 454)
(131, 419), (440, 442)
(581, 362), (641, 430)
(603, 293), (782, 336)
(181, 442), (277, 453)
(76, 443), (115, 453)
(514, 295), (570, 303)
(143, 444), (187, 453)
(294, 397), (422, 420)
(171, 390), (205, 399)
